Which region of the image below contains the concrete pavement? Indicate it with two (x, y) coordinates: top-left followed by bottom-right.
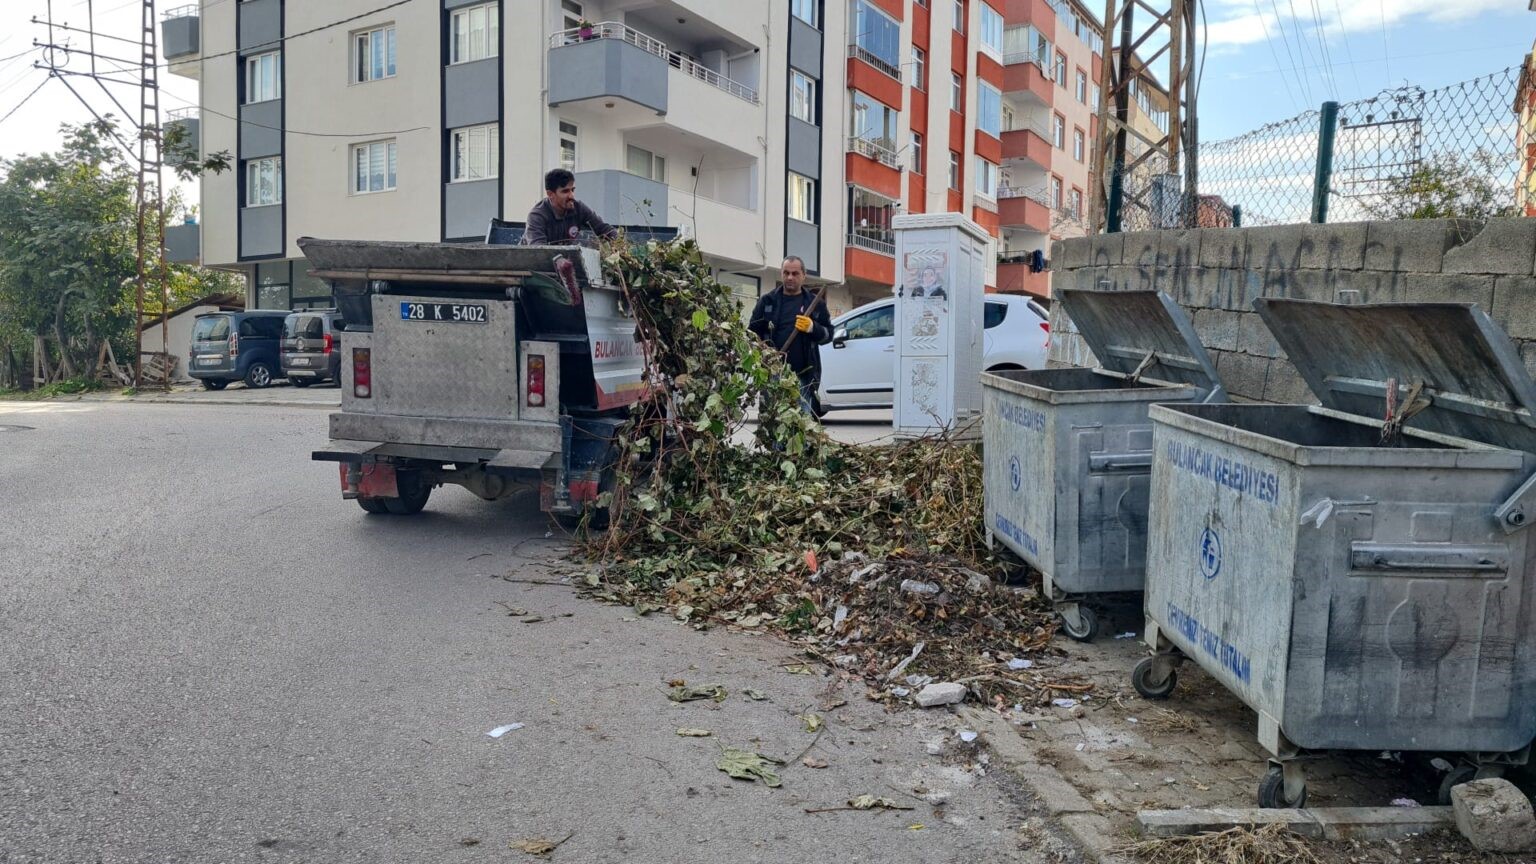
(0, 400), (1065, 864)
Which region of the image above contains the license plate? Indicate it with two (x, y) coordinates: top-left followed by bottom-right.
(198, 357), (221, 366)
(400, 302), (487, 324)
(290, 357), (310, 366)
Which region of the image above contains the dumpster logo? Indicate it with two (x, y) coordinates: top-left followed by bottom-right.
(1008, 456), (1021, 491)
(1199, 527), (1222, 580)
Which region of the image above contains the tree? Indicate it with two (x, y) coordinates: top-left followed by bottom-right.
(0, 120), (137, 382)
(1364, 149), (1520, 221)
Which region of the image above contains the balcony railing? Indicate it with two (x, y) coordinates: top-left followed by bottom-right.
(166, 106), (198, 122)
(1003, 116), (1052, 140)
(847, 44), (902, 82)
(847, 136), (900, 169)
(162, 3), (197, 20)
(548, 22), (758, 104)
(847, 231), (895, 256)
(998, 184), (1051, 205)
(1002, 48), (1051, 71)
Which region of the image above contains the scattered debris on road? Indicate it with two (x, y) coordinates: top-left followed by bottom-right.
(510, 834), (573, 856)
(486, 723), (524, 738)
(806, 795), (916, 814)
(667, 683), (727, 703)
(1121, 823), (1322, 864)
(675, 727), (713, 737)
(716, 747), (785, 787)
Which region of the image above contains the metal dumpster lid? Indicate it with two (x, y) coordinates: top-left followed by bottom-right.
(297, 237), (600, 284)
(1254, 299), (1536, 452)
(1057, 289), (1224, 395)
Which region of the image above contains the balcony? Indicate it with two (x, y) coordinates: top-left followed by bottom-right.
(574, 169), (669, 228)
(847, 45), (901, 82)
(165, 107), (199, 156)
(996, 260), (1052, 299)
(1002, 51), (1052, 104)
(161, 4), (199, 79)
(846, 231), (896, 285)
(547, 22), (759, 118)
(164, 220), (199, 264)
(998, 185), (1052, 231)
(847, 136), (900, 170)
(1001, 123), (1051, 168)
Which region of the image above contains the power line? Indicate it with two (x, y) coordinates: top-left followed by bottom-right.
(1329, 0), (1364, 97)
(1377, 0), (1391, 87)
(1249, 0), (1301, 112)
(0, 77), (51, 127)
(158, 87), (433, 139)
(1266, 0), (1314, 104)
(1306, 0), (1336, 99)
(153, 0), (417, 71)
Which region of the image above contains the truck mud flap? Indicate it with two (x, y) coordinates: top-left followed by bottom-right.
(541, 415), (626, 514)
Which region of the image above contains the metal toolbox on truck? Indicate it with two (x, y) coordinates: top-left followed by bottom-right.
(1134, 299), (1536, 809)
(982, 290), (1226, 642)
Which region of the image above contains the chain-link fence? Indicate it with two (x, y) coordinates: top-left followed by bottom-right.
(1111, 64), (1527, 231)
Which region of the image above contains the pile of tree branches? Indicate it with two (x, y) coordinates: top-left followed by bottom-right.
(578, 240), (1083, 705)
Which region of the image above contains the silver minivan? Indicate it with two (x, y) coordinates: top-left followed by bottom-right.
(280, 310), (344, 387)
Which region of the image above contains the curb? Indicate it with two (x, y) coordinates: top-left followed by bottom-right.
(963, 706), (1137, 864)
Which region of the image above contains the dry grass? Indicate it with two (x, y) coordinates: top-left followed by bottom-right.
(1120, 824), (1324, 864)
(1137, 707), (1202, 735)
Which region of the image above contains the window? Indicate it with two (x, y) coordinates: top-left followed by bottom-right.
(913, 47), (926, 91)
(790, 70), (816, 124)
(984, 301), (1008, 329)
(450, 3), (499, 64)
(558, 121), (578, 171)
(451, 124), (500, 181)
(1054, 51), (1066, 87)
(911, 131), (924, 174)
(1052, 113), (1065, 148)
(244, 157), (282, 207)
(626, 144), (666, 182)
(1072, 128), (1084, 162)
(352, 140), (397, 193)
(791, 0), (818, 27)
(950, 72), (962, 112)
(244, 51), (280, 103)
(1050, 175), (1063, 209)
(953, 0), (965, 33)
(561, 0), (583, 30)
(977, 81), (1001, 137)
(948, 151), (960, 190)
(788, 173), (815, 222)
(851, 1), (900, 76)
(850, 91), (897, 149)
(974, 156), (998, 198)
(1070, 188), (1083, 217)
(843, 305), (894, 339)
(239, 316), (283, 339)
(353, 26), (396, 83)
(979, 3), (1003, 55)
(1004, 25), (1051, 65)
(1092, 83), (1100, 110)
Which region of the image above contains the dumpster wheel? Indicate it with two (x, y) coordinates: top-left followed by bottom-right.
(1131, 656), (1179, 700)
(1058, 604), (1099, 642)
(1258, 763), (1307, 809)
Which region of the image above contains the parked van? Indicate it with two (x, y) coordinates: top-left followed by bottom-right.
(281, 310), (344, 386)
(188, 310), (289, 390)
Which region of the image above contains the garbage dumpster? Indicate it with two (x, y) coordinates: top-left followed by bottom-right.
(982, 290), (1226, 641)
(1133, 299), (1536, 809)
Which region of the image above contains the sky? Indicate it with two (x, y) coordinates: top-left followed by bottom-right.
(0, 0), (1530, 186)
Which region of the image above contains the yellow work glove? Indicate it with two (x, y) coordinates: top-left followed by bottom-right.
(794, 315), (813, 333)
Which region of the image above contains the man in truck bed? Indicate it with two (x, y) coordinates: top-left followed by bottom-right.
(523, 168), (619, 245)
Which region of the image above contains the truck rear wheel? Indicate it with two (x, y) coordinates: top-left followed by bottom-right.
(357, 496), (389, 514)
(381, 470), (432, 515)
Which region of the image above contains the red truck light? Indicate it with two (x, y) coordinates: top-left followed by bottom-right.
(353, 347), (372, 398)
(526, 355), (546, 407)
(1040, 320), (1050, 349)
(228, 332), (239, 357)
(323, 332), (334, 354)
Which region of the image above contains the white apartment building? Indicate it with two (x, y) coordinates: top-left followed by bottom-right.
(161, 0), (1104, 315)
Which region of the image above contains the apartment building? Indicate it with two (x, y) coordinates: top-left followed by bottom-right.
(162, 0), (1103, 316)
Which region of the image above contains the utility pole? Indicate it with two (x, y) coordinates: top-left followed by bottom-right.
(1090, 0), (1198, 233)
(35, 0), (172, 389)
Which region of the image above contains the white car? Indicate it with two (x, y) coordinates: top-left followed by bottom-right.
(817, 294), (1051, 411)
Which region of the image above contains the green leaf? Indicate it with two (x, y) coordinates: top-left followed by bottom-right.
(691, 309), (709, 330)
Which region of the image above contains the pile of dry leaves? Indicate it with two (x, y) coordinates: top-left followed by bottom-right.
(577, 239), (1088, 706)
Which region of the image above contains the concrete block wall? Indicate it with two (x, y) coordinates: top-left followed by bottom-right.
(1047, 218), (1536, 403)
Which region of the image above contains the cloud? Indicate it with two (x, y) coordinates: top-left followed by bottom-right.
(1204, 0), (1514, 50)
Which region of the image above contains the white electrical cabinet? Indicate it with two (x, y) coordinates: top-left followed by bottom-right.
(890, 213), (990, 438)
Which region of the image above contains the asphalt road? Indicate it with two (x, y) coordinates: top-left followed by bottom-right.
(0, 401), (1053, 864)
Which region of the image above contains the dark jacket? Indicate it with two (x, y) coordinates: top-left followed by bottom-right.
(747, 286), (834, 383)
(522, 198), (617, 245)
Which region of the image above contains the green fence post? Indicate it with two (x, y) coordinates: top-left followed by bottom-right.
(1232, 204), (1242, 227)
(1310, 101), (1339, 224)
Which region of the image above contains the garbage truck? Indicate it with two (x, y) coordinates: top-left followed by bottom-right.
(301, 232), (652, 521)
